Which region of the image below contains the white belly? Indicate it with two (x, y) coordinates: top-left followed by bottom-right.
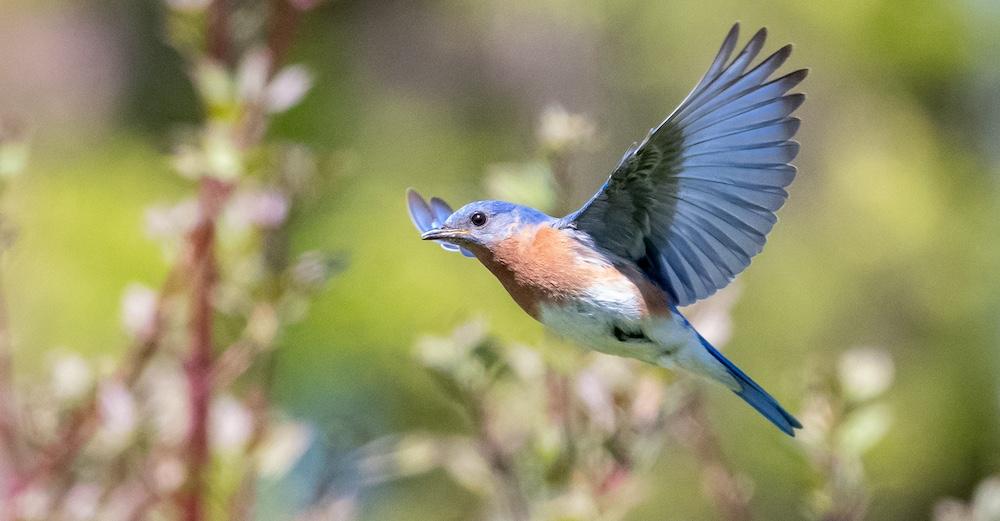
(537, 289), (695, 366)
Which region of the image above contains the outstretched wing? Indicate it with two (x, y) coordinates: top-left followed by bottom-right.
(406, 189), (475, 257)
(563, 24), (806, 306)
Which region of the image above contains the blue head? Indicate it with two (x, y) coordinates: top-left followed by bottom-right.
(421, 200), (552, 251)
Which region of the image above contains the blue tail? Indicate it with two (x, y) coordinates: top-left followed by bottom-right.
(698, 335), (802, 436)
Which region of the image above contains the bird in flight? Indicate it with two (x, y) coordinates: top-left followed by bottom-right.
(407, 24), (806, 436)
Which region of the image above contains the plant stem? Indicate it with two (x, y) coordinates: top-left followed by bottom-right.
(179, 177), (231, 521)
(207, 0), (231, 64)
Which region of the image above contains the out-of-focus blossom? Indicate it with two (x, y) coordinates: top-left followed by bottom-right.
(49, 351), (93, 401)
(575, 367), (617, 433)
(145, 198), (200, 239)
(211, 394), (253, 453)
(256, 421), (312, 478)
(441, 441), (493, 495)
(165, 0), (211, 12)
(361, 434), (440, 478)
(237, 48), (272, 103)
(228, 188), (290, 230)
(121, 283), (158, 342)
(95, 381), (137, 453)
(537, 105), (595, 153)
(539, 489), (598, 521)
(631, 375), (666, 427)
(266, 65), (313, 113)
(171, 143), (206, 179)
(153, 456), (186, 494)
(144, 363), (190, 444)
(934, 476), (1000, 521)
(507, 345), (545, 380)
(247, 304), (280, 346)
(171, 124), (245, 180)
(203, 123), (244, 179)
(63, 484), (102, 521)
(836, 403), (892, 456)
(193, 59), (234, 111)
(16, 486), (52, 521)
(838, 347), (895, 402)
(95, 484), (141, 521)
(797, 394), (835, 446)
(416, 319), (488, 373)
(0, 121), (29, 179)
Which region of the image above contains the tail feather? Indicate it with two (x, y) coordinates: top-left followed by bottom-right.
(698, 335), (802, 436)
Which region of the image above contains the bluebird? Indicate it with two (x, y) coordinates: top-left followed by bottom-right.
(407, 24), (805, 436)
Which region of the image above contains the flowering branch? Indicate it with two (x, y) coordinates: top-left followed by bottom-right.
(179, 177), (232, 521)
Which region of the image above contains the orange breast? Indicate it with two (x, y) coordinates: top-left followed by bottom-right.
(474, 226), (670, 319)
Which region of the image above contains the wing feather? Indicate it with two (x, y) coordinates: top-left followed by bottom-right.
(564, 24), (805, 305)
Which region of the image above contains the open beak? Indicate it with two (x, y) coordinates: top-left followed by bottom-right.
(421, 227), (468, 241)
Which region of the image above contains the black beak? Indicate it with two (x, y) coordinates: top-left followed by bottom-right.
(420, 227), (468, 241)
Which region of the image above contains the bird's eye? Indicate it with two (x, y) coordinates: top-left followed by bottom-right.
(470, 212), (488, 227)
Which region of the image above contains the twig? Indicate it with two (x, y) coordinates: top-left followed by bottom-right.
(179, 177), (232, 521)
(267, 0), (305, 73)
(207, 0), (231, 64)
(5, 266), (180, 504)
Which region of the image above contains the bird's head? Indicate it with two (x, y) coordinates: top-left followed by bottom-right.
(420, 200), (551, 251)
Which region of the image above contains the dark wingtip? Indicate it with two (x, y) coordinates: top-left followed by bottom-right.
(726, 22), (740, 39)
(751, 26), (768, 44)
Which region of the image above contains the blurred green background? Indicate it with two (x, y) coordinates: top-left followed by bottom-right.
(1, 0), (999, 519)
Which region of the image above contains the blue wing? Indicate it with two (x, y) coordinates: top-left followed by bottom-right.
(563, 24), (806, 306)
(406, 189), (475, 258)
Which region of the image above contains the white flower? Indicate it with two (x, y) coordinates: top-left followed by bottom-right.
(237, 48), (272, 103)
(211, 395), (254, 453)
(121, 283), (158, 342)
(228, 189), (289, 230)
(838, 347), (895, 402)
(266, 65), (313, 113)
(0, 139), (29, 179)
(193, 59), (234, 110)
(971, 477), (1000, 521)
(507, 345), (545, 380)
(203, 123), (243, 179)
(145, 363), (190, 444)
(49, 351), (92, 401)
(64, 484), (101, 521)
(145, 199), (200, 239)
(16, 486), (52, 520)
(95, 381), (137, 452)
(537, 105), (595, 152)
(630, 375), (665, 426)
(153, 457), (186, 494)
(165, 0), (211, 12)
(575, 369), (616, 433)
(256, 421), (312, 477)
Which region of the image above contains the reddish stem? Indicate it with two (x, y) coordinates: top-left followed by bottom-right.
(207, 0), (231, 64)
(268, 0), (304, 74)
(178, 177), (231, 521)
